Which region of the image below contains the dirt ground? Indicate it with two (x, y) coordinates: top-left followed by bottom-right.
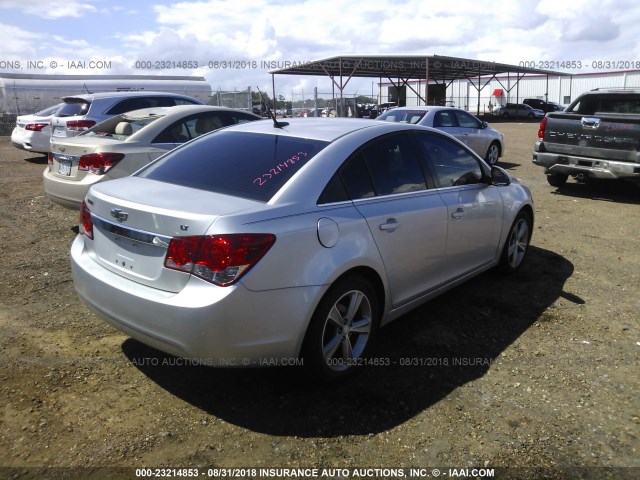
(0, 122), (638, 480)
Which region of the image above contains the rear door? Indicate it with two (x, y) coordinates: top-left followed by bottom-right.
(337, 133), (448, 307)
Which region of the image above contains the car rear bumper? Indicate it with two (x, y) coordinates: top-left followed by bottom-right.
(70, 235), (323, 365)
(11, 129), (50, 154)
(533, 151), (640, 180)
(42, 167), (98, 209)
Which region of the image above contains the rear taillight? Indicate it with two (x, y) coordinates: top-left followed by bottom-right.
(25, 123), (48, 132)
(165, 234), (276, 286)
(80, 201), (93, 239)
(47, 152), (53, 165)
(66, 120), (96, 131)
(78, 152), (124, 175)
(538, 116), (547, 139)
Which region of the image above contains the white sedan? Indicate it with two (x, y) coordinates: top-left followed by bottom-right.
(44, 105), (263, 209)
(377, 106), (505, 165)
(11, 103), (63, 155)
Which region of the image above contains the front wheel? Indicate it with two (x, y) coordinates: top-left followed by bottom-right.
(499, 211), (532, 273)
(485, 142), (500, 166)
(547, 173), (568, 187)
(302, 276), (379, 380)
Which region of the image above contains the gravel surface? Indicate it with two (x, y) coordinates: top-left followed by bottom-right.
(0, 122), (638, 480)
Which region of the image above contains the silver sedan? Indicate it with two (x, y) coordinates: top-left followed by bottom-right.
(44, 105), (262, 209)
(377, 106), (505, 165)
(71, 118), (533, 379)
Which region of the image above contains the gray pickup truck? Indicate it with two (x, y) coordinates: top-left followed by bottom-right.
(533, 88), (640, 187)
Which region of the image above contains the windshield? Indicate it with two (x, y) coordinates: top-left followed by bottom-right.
(81, 115), (160, 140)
(34, 103), (63, 117)
(378, 110), (427, 124)
(138, 131), (330, 202)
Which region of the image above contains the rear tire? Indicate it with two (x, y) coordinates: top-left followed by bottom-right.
(499, 211), (532, 273)
(302, 276), (379, 380)
(547, 173), (568, 187)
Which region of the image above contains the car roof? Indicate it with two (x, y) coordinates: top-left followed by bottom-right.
(384, 106), (452, 112)
(120, 105), (256, 120)
(61, 91), (197, 102)
(218, 117), (423, 142)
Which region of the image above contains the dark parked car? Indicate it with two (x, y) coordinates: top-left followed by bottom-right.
(523, 98), (565, 113)
(493, 103), (544, 119)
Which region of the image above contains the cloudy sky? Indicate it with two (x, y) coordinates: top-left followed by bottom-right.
(1, 0), (639, 98)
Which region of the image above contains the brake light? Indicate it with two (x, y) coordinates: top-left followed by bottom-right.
(25, 123), (48, 132)
(80, 201), (93, 239)
(538, 116), (547, 139)
(78, 152), (124, 175)
(47, 152), (53, 165)
(165, 234), (276, 286)
(66, 120), (96, 131)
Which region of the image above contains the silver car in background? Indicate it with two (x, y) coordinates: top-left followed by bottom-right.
(44, 105), (262, 209)
(377, 106), (505, 165)
(50, 91), (202, 138)
(72, 118), (533, 379)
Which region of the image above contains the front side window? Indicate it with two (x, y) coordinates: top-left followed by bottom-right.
(455, 111), (481, 129)
(416, 133), (484, 188)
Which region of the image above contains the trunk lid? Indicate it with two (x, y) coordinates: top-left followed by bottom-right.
(83, 177), (260, 292)
(49, 137), (125, 181)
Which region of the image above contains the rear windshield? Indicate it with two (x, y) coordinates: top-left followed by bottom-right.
(378, 110), (427, 124)
(82, 115), (160, 140)
(138, 131), (329, 202)
(570, 95), (640, 114)
(57, 100), (90, 117)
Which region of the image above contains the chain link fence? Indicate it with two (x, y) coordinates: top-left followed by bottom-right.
(1, 88), (259, 135)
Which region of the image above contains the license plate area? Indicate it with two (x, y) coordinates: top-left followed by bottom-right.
(53, 127), (67, 137)
(58, 159), (72, 176)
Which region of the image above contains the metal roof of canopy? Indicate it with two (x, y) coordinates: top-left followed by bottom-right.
(268, 54), (570, 115)
(269, 54), (568, 80)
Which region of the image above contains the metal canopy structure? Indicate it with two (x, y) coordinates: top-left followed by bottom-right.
(269, 54), (570, 115)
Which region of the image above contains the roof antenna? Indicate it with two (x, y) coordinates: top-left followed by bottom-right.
(256, 86), (288, 128)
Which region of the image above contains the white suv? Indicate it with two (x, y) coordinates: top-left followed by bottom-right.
(50, 91), (202, 138)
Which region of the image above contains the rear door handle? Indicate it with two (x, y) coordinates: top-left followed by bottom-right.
(451, 208), (465, 220)
(379, 219), (400, 231)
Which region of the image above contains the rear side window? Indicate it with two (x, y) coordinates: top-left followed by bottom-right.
(57, 101), (90, 117)
(433, 110), (458, 127)
(139, 132), (329, 202)
(320, 133), (427, 203)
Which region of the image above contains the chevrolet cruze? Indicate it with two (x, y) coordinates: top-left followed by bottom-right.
(71, 118), (534, 379)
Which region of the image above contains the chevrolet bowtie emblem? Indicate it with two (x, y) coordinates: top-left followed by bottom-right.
(110, 208), (128, 222)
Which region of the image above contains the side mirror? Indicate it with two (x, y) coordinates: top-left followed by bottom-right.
(490, 165), (511, 186)
(481, 121), (488, 129)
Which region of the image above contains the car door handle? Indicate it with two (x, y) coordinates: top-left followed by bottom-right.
(379, 219), (400, 231)
(451, 208), (465, 220)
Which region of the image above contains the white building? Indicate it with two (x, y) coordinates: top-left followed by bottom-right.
(379, 70), (640, 114)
